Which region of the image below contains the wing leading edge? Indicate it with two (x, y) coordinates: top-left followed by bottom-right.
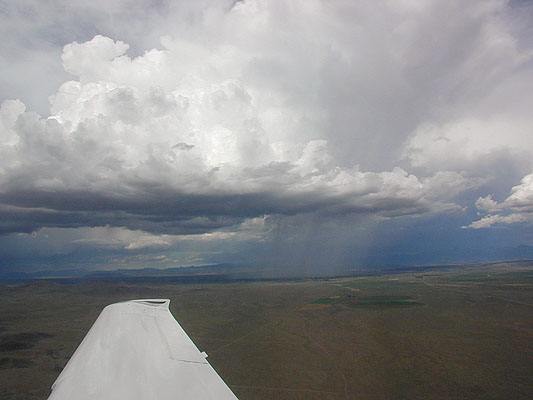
(48, 299), (239, 400)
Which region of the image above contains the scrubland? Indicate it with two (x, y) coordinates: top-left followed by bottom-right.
(0, 262), (531, 399)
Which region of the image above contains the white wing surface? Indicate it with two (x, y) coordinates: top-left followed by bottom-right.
(48, 299), (238, 400)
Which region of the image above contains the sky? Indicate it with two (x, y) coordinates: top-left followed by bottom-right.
(1, 0), (533, 274)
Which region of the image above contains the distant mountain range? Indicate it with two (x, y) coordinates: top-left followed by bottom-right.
(2, 259), (531, 282)
(0, 264), (240, 281)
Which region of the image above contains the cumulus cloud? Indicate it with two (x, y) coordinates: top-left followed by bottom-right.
(0, 30), (482, 238)
(0, 0), (532, 269)
(466, 172), (533, 228)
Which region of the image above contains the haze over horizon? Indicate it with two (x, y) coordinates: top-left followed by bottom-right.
(1, 0), (533, 274)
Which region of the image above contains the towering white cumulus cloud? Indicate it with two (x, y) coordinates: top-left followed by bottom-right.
(0, 0), (532, 268)
(0, 31), (477, 234)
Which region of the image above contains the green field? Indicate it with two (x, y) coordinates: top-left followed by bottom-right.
(0, 261), (532, 399)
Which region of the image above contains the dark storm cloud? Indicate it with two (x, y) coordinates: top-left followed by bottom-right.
(0, 176), (452, 236)
(1, 0), (532, 270)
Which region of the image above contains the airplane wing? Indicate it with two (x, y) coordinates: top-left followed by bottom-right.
(48, 299), (239, 400)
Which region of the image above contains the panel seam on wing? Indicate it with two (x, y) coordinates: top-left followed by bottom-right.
(172, 359), (209, 364)
(154, 316), (175, 360)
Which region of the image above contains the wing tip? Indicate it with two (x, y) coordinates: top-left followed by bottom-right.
(130, 298), (171, 308)
(104, 299), (171, 311)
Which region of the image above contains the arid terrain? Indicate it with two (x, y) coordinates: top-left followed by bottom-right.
(0, 261), (531, 399)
